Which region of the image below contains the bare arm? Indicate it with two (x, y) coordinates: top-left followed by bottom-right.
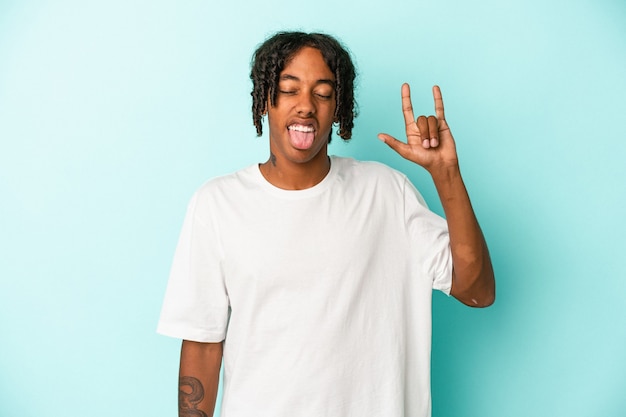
(430, 165), (495, 307)
(379, 84), (495, 307)
(179, 340), (223, 417)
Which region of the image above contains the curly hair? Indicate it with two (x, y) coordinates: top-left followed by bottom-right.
(250, 31), (357, 142)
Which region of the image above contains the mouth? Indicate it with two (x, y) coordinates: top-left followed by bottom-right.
(287, 124), (315, 133)
(287, 123), (317, 150)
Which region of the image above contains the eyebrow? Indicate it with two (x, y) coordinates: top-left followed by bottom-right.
(279, 74), (336, 87)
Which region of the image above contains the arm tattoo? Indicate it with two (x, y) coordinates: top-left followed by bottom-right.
(179, 376), (209, 417)
(270, 152), (277, 166)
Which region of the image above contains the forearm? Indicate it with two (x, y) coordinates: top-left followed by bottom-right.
(179, 340), (223, 417)
(431, 164), (495, 307)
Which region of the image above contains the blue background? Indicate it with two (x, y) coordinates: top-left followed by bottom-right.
(1, 0), (625, 415)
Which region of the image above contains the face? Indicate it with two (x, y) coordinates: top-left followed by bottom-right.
(266, 46), (337, 166)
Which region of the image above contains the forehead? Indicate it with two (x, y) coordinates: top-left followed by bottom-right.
(280, 46), (335, 81)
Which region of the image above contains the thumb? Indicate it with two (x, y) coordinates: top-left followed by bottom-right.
(377, 133), (411, 159)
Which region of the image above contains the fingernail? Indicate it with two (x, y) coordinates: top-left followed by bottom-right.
(431, 138), (439, 147)
(422, 139), (430, 149)
(377, 135), (386, 143)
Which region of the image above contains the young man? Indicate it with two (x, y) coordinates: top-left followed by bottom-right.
(158, 31), (495, 417)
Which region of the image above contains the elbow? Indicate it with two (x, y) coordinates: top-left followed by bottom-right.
(452, 267), (496, 308)
(461, 285), (495, 308)
(472, 286), (495, 308)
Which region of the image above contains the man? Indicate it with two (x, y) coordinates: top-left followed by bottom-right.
(158, 31), (494, 417)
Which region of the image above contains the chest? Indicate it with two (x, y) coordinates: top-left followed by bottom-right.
(217, 189), (405, 299)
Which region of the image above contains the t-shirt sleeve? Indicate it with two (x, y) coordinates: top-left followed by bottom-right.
(157, 191), (230, 342)
(403, 177), (453, 295)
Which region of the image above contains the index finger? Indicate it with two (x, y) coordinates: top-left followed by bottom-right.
(401, 83), (416, 128)
(433, 85), (445, 120)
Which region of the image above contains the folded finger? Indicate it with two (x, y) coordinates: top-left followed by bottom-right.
(427, 115), (439, 147)
(417, 116), (430, 148)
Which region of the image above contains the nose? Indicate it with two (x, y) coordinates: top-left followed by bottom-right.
(295, 91), (315, 116)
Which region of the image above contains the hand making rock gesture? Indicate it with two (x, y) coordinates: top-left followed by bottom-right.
(378, 84), (459, 174)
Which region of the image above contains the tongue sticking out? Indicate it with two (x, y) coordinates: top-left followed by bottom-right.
(288, 128), (316, 150)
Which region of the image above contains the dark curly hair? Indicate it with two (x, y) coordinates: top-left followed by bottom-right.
(250, 31), (357, 141)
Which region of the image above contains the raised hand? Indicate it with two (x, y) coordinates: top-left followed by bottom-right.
(378, 84), (458, 173)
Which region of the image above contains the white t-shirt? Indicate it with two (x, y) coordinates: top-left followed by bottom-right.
(158, 156), (452, 417)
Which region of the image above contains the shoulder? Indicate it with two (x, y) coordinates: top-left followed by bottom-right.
(183, 165), (259, 219)
(332, 156), (428, 207)
(194, 164), (257, 199)
(332, 156), (408, 187)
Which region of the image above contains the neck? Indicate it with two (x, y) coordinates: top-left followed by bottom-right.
(259, 152), (331, 190)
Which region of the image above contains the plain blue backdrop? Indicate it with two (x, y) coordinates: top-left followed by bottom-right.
(1, 0), (625, 416)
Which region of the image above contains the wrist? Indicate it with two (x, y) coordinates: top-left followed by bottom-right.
(429, 162), (461, 185)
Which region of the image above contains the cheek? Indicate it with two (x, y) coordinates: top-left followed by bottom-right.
(322, 106), (337, 127)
